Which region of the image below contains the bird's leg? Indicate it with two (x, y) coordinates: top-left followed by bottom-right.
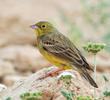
(38, 68), (64, 80)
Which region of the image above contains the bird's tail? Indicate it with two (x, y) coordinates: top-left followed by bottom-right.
(81, 71), (98, 88)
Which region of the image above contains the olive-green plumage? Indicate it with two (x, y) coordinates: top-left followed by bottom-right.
(31, 21), (98, 88)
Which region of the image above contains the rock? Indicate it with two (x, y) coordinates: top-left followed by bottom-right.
(3, 75), (25, 87)
(0, 60), (15, 77)
(0, 45), (51, 86)
(3, 66), (96, 100)
(0, 14), (37, 47)
(0, 45), (50, 72)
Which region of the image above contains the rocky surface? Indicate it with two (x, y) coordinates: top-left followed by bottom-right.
(3, 67), (96, 100)
(0, 45), (50, 86)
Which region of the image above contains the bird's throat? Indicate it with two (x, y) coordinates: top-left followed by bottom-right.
(35, 30), (39, 38)
(35, 29), (42, 39)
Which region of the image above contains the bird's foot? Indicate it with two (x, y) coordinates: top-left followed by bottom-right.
(38, 68), (64, 80)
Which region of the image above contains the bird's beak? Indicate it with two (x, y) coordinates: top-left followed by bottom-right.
(30, 24), (39, 29)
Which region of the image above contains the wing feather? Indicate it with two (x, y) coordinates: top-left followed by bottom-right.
(40, 33), (93, 71)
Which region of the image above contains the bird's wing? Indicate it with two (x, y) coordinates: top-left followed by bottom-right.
(40, 33), (93, 71)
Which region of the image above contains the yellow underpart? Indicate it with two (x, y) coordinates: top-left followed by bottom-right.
(35, 29), (41, 38)
(37, 44), (71, 70)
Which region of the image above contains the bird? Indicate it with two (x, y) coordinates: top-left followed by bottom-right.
(31, 21), (98, 88)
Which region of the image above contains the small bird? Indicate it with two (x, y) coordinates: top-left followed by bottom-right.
(31, 21), (98, 88)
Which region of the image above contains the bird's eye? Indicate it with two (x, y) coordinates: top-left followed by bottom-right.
(41, 25), (46, 29)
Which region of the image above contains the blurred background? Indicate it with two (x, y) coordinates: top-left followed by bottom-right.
(0, 0), (110, 92)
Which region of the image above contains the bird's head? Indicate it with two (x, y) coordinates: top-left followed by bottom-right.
(31, 21), (57, 37)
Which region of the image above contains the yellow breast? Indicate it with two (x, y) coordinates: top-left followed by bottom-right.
(37, 44), (70, 69)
